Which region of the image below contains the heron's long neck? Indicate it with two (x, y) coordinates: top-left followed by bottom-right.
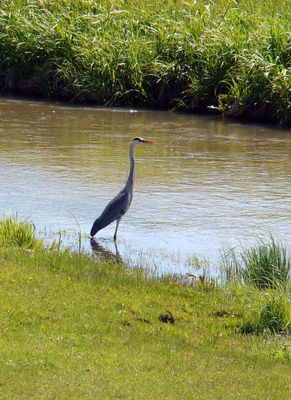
(125, 142), (135, 192)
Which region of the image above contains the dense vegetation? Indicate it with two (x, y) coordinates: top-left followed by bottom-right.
(0, 217), (290, 398)
(0, 0), (290, 125)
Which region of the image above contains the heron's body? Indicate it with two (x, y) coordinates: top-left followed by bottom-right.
(90, 137), (154, 240)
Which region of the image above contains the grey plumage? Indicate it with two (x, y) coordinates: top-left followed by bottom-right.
(90, 137), (154, 240)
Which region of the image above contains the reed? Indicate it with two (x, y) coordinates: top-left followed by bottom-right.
(0, 0), (289, 124)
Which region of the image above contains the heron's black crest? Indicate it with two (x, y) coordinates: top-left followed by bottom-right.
(132, 137), (142, 142)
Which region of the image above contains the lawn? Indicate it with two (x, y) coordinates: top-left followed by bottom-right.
(0, 244), (290, 399)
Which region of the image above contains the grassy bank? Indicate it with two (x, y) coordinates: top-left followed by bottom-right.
(0, 218), (290, 399)
(0, 0), (290, 125)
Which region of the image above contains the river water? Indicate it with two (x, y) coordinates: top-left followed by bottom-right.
(0, 97), (290, 275)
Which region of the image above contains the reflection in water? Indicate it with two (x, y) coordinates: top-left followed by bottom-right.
(0, 97), (290, 274)
(90, 238), (123, 265)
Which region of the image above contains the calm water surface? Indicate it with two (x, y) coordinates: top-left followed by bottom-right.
(0, 98), (290, 274)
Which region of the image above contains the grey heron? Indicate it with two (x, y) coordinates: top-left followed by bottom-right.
(90, 137), (154, 240)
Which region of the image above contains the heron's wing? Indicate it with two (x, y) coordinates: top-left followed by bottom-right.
(90, 190), (130, 236)
(100, 190), (130, 222)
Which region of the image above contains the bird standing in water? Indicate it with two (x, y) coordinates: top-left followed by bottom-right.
(90, 137), (154, 240)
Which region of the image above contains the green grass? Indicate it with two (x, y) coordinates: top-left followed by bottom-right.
(0, 219), (290, 399)
(222, 236), (290, 289)
(0, 0), (290, 125)
(0, 215), (44, 250)
(258, 295), (290, 334)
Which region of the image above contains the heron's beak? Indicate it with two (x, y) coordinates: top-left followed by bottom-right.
(141, 139), (155, 144)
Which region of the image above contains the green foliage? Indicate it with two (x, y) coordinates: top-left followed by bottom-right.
(242, 238), (290, 289)
(222, 238), (290, 336)
(241, 291), (291, 335)
(258, 294), (290, 334)
(221, 236), (290, 289)
(0, 0), (290, 124)
(0, 216), (44, 250)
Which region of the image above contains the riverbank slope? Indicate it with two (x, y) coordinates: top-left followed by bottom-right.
(0, 228), (290, 398)
(0, 0), (290, 125)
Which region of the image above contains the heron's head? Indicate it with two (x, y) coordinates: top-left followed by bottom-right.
(132, 137), (155, 145)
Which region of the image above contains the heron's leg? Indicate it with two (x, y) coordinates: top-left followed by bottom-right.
(113, 218), (121, 241)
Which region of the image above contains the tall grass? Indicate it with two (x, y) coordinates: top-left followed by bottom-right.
(242, 237), (290, 289)
(0, 216), (44, 250)
(221, 236), (290, 289)
(221, 236), (290, 334)
(221, 235), (291, 336)
(0, 0), (290, 124)
(257, 293), (290, 334)
(241, 290), (291, 335)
